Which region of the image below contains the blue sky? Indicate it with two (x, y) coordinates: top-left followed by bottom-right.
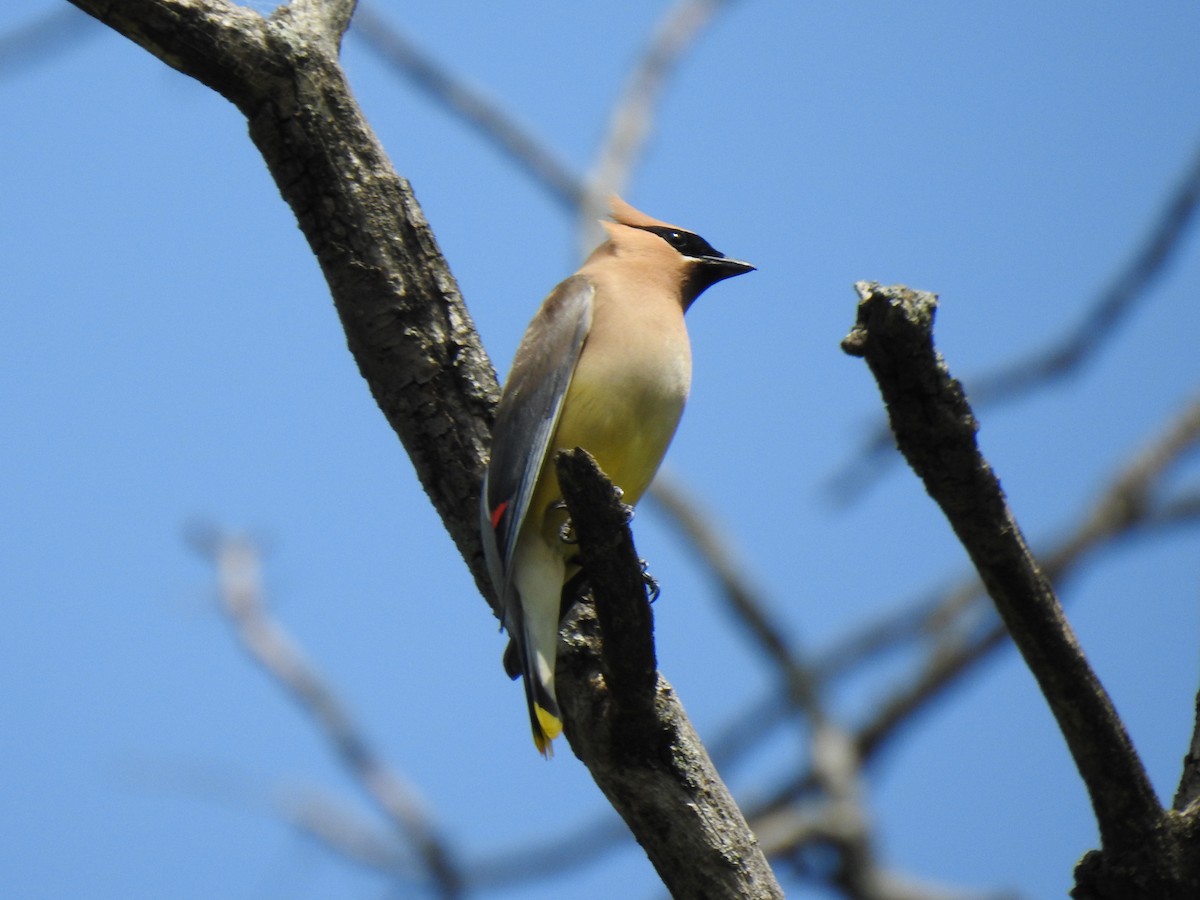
(3, 2), (1199, 898)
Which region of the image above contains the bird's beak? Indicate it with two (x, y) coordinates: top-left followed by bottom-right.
(700, 255), (756, 281)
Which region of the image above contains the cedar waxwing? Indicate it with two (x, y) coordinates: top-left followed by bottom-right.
(481, 197), (754, 755)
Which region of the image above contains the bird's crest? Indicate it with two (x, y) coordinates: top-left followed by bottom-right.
(608, 195), (682, 231)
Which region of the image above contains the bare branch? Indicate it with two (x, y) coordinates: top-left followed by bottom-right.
(350, 5), (584, 210)
(830, 139), (1200, 502)
(650, 471), (826, 721)
(580, 0), (734, 248)
(555, 449), (784, 900)
(1175, 683), (1200, 813)
(0, 7), (97, 79)
(970, 142), (1200, 407)
(194, 531), (464, 897)
(830, 392), (1200, 780)
(71, 0), (501, 607)
(288, 0), (357, 45)
(75, 4), (784, 891)
(842, 281), (1161, 856)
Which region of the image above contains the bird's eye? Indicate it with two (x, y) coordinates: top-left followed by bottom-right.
(640, 225), (721, 259)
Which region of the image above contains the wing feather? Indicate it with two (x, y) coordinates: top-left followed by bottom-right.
(481, 276), (595, 627)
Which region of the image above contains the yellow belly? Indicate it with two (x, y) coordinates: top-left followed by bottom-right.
(526, 359), (687, 550)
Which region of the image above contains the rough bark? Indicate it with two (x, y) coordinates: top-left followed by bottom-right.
(842, 281), (1200, 899)
(68, 2), (781, 895)
(556, 449), (784, 900)
(72, 0), (500, 605)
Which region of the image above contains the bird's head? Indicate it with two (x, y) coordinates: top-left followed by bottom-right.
(599, 195), (755, 308)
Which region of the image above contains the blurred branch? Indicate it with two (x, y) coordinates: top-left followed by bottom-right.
(350, 5), (584, 211)
(970, 142), (1200, 407)
(758, 724), (1013, 900)
(761, 724), (884, 900)
(830, 139), (1200, 503)
(650, 470), (826, 721)
(863, 391), (1200, 762)
(0, 7), (97, 79)
(420, 338), (1200, 893)
(579, 0), (735, 249)
(191, 529), (464, 898)
(755, 389), (1200, 837)
(282, 787), (415, 875)
(353, 0), (738, 246)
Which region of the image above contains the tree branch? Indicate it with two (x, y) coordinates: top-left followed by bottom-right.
(579, 0), (734, 249)
(829, 138), (1200, 503)
(72, 4), (785, 894)
(650, 471), (826, 721)
(70, 0), (501, 606)
(1175, 682), (1200, 813)
(969, 140), (1200, 407)
(555, 448), (784, 900)
(193, 529), (463, 897)
(350, 4), (584, 211)
(841, 281), (1161, 856)
(0, 6), (97, 79)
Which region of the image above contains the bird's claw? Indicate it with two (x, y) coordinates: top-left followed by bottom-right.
(640, 560), (660, 603)
(553, 501), (578, 545)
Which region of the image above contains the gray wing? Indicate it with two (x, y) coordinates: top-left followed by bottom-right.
(480, 275), (595, 626)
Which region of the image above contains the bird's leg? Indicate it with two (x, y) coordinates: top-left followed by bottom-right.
(639, 559), (661, 603)
(552, 500), (577, 545)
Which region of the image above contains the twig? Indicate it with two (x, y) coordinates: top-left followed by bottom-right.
(650, 471), (826, 721)
(194, 530), (464, 898)
(970, 142), (1200, 407)
(841, 281), (1161, 857)
(579, 0), (734, 249)
(829, 139), (1200, 503)
(0, 6), (97, 78)
(350, 5), (584, 211)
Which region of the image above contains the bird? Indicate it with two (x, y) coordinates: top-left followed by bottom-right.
(480, 196), (754, 755)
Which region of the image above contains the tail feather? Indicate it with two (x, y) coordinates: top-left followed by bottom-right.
(520, 639), (562, 757)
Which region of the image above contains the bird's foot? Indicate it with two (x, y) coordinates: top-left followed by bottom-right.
(640, 560), (661, 603)
(558, 518), (577, 545)
(552, 501), (578, 545)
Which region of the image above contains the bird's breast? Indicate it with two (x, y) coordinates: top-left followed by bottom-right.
(551, 302), (691, 509)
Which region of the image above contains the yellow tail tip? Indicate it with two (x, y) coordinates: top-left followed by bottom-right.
(533, 705), (563, 758)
